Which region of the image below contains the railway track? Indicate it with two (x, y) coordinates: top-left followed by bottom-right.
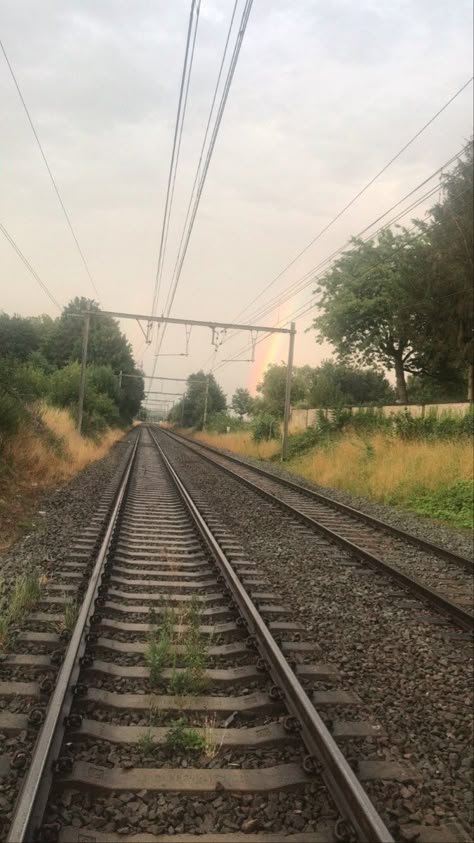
(3, 426), (397, 843)
(160, 428), (473, 631)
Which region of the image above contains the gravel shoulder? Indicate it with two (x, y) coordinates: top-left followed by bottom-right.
(161, 433), (474, 839)
(186, 435), (473, 559)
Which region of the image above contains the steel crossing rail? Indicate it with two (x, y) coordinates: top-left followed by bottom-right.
(6, 427), (394, 843)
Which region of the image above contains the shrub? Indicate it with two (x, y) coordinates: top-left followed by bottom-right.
(205, 412), (246, 433)
(404, 480), (473, 527)
(251, 414), (280, 442)
(0, 391), (25, 440)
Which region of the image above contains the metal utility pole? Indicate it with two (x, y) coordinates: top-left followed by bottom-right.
(118, 370), (123, 389)
(281, 322), (296, 461)
(202, 375), (210, 430)
(77, 308), (91, 434)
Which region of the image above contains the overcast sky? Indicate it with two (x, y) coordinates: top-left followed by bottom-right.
(1, 0), (472, 408)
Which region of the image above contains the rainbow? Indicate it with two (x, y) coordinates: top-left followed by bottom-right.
(247, 299), (296, 394)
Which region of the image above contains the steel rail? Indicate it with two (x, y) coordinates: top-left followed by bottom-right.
(149, 428), (394, 843)
(7, 431), (141, 843)
(160, 429), (474, 632)
(165, 428), (473, 572)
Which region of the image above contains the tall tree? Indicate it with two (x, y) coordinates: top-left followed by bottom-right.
(414, 142), (473, 399)
(44, 297), (144, 422)
(308, 360), (394, 407)
(256, 363), (308, 417)
(312, 229), (433, 402)
(231, 387), (255, 418)
(0, 313), (48, 361)
(170, 371), (226, 429)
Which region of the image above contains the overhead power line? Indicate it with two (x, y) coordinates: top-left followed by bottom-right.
(154, 0), (254, 368)
(1, 38), (101, 302)
(204, 142), (469, 367)
(149, 0), (201, 329)
(0, 221), (62, 310)
(149, 0), (254, 386)
(230, 75), (474, 325)
(213, 151), (470, 372)
(161, 0), (254, 327)
(236, 144), (469, 329)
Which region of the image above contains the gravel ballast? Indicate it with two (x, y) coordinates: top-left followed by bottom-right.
(182, 434), (473, 559)
(159, 432), (474, 840)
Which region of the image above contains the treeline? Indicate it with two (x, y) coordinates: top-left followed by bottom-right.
(163, 360), (396, 436)
(313, 141), (473, 402)
(0, 297), (144, 438)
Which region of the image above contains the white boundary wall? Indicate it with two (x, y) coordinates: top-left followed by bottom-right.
(289, 402), (471, 432)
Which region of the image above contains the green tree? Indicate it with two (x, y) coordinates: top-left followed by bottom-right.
(0, 313), (45, 361)
(312, 229), (433, 402)
(169, 371), (226, 429)
(413, 141), (473, 399)
(406, 369), (467, 403)
(256, 363), (308, 417)
(231, 387), (255, 418)
(308, 360), (394, 407)
(44, 297), (144, 423)
(0, 299), (144, 429)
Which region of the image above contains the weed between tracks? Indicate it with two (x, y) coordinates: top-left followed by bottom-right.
(164, 719), (207, 753)
(56, 598), (79, 636)
(138, 715), (219, 759)
(145, 597), (210, 694)
(0, 571), (44, 651)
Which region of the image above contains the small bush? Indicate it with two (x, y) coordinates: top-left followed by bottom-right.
(404, 480), (473, 527)
(0, 391), (24, 440)
(205, 412), (246, 434)
(251, 414), (280, 442)
(164, 719), (206, 753)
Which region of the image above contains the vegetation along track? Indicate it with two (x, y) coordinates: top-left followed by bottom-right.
(161, 429), (473, 631)
(3, 425), (398, 843)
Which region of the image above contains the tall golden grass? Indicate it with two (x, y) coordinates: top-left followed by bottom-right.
(290, 433), (472, 505)
(190, 428), (472, 511)
(3, 405), (123, 487)
(191, 430), (280, 460)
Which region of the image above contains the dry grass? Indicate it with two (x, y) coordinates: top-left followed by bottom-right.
(190, 429), (280, 460)
(0, 405), (123, 552)
(3, 405), (123, 486)
(189, 426), (472, 525)
(289, 433), (473, 505)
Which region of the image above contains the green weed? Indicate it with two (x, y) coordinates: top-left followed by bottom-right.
(145, 633), (172, 687)
(164, 719), (206, 753)
(57, 598), (79, 634)
(137, 730), (156, 756)
(0, 570), (44, 652)
(403, 479), (473, 528)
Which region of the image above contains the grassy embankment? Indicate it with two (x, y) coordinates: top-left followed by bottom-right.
(188, 426), (473, 529)
(0, 405), (123, 552)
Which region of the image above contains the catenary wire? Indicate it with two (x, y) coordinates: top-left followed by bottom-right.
(202, 142), (469, 368)
(167, 0), (240, 303)
(149, 0), (201, 331)
(229, 76), (474, 326)
(213, 176), (471, 372)
(160, 0), (254, 327)
(1, 38), (101, 302)
(149, 0), (254, 380)
(0, 221), (62, 310)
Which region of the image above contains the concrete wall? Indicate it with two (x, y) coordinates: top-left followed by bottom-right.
(289, 402), (471, 432)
